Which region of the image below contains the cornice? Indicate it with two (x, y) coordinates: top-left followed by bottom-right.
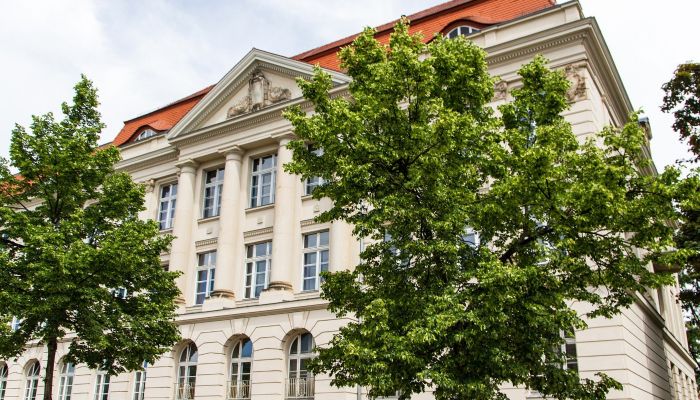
(244, 227), (274, 238)
(175, 296), (330, 325)
(115, 146), (178, 173)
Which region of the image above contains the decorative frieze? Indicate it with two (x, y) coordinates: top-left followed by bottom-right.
(227, 69), (292, 118)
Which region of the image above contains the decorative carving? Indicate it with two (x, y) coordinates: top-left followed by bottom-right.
(564, 63), (587, 102)
(227, 68), (292, 118)
(493, 80), (508, 101)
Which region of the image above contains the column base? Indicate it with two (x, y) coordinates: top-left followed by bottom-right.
(259, 281), (294, 304)
(202, 290), (237, 311)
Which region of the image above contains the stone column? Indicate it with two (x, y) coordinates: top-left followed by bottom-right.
(261, 134), (297, 303)
(206, 146), (244, 310)
(170, 159), (199, 305)
(330, 220), (354, 273)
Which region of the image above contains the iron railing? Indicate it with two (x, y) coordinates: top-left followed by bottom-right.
(227, 380), (251, 399)
(285, 377), (315, 399)
(174, 383), (195, 400)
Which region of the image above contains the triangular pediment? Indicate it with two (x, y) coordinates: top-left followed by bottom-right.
(167, 48), (351, 140)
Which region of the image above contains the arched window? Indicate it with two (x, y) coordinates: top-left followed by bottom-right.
(135, 129), (157, 141)
(287, 333), (315, 399)
(94, 369), (110, 400)
(132, 361), (148, 400)
(0, 363), (8, 400)
(176, 343), (198, 400)
(229, 338), (253, 399)
(24, 361), (40, 400)
(58, 361), (75, 400)
(447, 25), (480, 38)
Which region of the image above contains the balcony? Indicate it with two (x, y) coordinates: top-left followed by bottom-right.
(227, 380), (251, 399)
(285, 377), (315, 399)
(174, 383), (195, 400)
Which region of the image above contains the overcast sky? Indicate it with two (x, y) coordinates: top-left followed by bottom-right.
(0, 0), (697, 170)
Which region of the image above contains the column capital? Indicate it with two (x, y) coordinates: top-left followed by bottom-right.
(175, 159), (199, 175)
(271, 132), (296, 145)
(218, 145), (244, 161)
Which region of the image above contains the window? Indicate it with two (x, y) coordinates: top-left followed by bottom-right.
(23, 361), (40, 400)
(229, 339), (253, 399)
(202, 168), (224, 218)
(305, 146), (324, 196)
(132, 361), (148, 400)
(250, 155), (276, 207)
(245, 242), (272, 299)
(11, 316), (21, 331)
(0, 363), (7, 400)
(58, 362), (75, 400)
(302, 231), (329, 291)
(561, 329), (578, 372)
(462, 227), (480, 248)
(177, 343), (198, 400)
(158, 183), (177, 230)
(195, 251), (216, 305)
(447, 25), (479, 38)
(135, 129), (157, 141)
(287, 333), (315, 399)
(94, 369), (110, 400)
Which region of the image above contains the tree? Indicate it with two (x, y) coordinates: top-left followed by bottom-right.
(662, 62), (700, 378)
(661, 63), (700, 161)
(284, 19), (695, 400)
(0, 76), (181, 400)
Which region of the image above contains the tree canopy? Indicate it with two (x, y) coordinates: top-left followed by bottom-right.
(662, 63), (700, 161)
(284, 20), (695, 400)
(0, 76), (180, 400)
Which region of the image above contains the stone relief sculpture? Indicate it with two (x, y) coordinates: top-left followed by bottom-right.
(493, 79), (508, 101)
(227, 68), (292, 118)
(564, 63), (587, 102)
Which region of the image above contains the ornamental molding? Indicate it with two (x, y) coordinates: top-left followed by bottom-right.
(563, 62), (588, 102)
(226, 68), (292, 119)
(115, 147), (178, 173)
(195, 238), (218, 248)
(243, 227), (273, 238)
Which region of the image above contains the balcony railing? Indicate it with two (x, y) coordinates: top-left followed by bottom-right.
(174, 383), (196, 400)
(227, 380), (251, 399)
(285, 377), (315, 399)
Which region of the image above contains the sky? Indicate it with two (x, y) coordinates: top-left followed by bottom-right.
(0, 0), (697, 170)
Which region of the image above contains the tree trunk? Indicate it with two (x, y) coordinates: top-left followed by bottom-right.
(43, 337), (57, 400)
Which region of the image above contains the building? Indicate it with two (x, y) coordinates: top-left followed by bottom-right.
(0, 0), (696, 399)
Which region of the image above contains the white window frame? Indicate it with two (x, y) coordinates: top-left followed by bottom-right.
(195, 251), (216, 305)
(244, 241), (272, 299)
(304, 146), (324, 196)
(229, 339), (253, 399)
(58, 361), (75, 400)
(287, 332), (315, 398)
(302, 231), (330, 291)
(202, 168), (224, 219)
(158, 182), (177, 230)
(177, 343), (198, 400)
(135, 129), (157, 141)
(462, 227), (480, 248)
(561, 329), (577, 372)
(132, 361), (148, 400)
(249, 154), (276, 208)
(0, 363), (8, 400)
(23, 361), (40, 400)
(447, 25), (479, 38)
(94, 369), (110, 400)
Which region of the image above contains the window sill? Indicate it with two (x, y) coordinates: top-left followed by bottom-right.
(295, 291), (321, 300)
(159, 227), (174, 234)
(245, 203), (275, 213)
(198, 215), (220, 224)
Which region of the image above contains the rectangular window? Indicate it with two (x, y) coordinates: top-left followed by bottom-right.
(245, 241), (272, 298)
(305, 146), (324, 196)
(195, 251), (216, 305)
(94, 371), (110, 400)
(302, 231), (329, 291)
(202, 168), (224, 218)
(250, 155), (276, 208)
(132, 362), (147, 400)
(158, 183), (177, 230)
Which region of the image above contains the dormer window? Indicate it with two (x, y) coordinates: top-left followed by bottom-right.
(447, 25), (480, 38)
(135, 128), (157, 141)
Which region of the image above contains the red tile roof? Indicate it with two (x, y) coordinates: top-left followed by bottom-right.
(112, 0), (554, 146)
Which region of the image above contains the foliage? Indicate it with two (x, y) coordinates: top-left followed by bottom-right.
(0, 76), (180, 400)
(662, 63), (700, 161)
(284, 19), (695, 400)
(663, 62), (700, 379)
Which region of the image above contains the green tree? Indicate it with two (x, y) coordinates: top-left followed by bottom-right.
(662, 62), (700, 378)
(284, 20), (695, 400)
(0, 76), (181, 400)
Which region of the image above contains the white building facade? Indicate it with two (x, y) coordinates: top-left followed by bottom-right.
(0, 1), (696, 400)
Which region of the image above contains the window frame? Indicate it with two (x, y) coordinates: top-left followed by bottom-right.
(23, 361), (40, 400)
(447, 25), (480, 38)
(135, 128), (157, 142)
(202, 168), (225, 219)
(58, 361), (75, 400)
(177, 343), (198, 400)
(195, 251), (216, 305)
(229, 338), (253, 399)
(301, 230), (330, 291)
(287, 332), (315, 398)
(244, 241), (272, 299)
(132, 361), (148, 400)
(249, 154), (277, 208)
(93, 369), (110, 400)
(304, 146), (324, 196)
(0, 363), (8, 400)
(158, 182), (178, 230)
